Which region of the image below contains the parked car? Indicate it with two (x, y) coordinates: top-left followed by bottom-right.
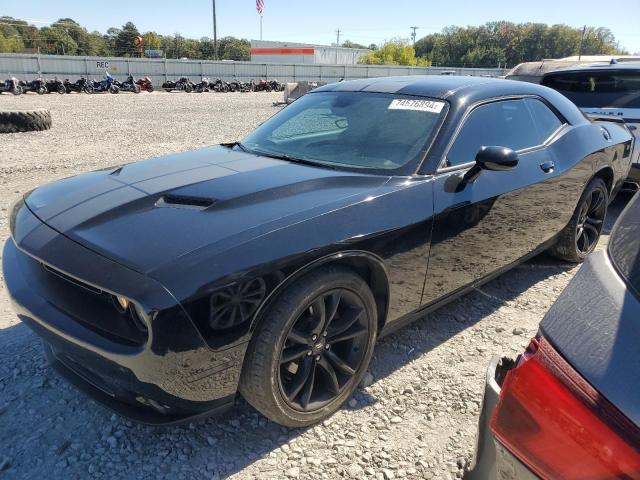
(0, 76), (23, 95)
(3, 76), (633, 427)
(509, 61), (640, 192)
(466, 191), (640, 479)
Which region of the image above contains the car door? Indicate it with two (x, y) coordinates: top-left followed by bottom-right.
(421, 97), (569, 305)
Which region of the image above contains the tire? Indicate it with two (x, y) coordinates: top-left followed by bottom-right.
(133, 84), (140, 93)
(12, 86), (23, 95)
(185, 84), (193, 93)
(57, 85), (65, 94)
(147, 85), (154, 93)
(549, 177), (608, 263)
(239, 266), (377, 427)
(0, 109), (52, 133)
(37, 86), (46, 95)
(110, 85), (119, 94)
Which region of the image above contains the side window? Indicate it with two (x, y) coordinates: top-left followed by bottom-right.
(525, 98), (563, 143)
(446, 99), (539, 167)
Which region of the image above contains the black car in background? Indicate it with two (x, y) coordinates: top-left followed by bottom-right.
(3, 76), (633, 427)
(466, 192), (640, 479)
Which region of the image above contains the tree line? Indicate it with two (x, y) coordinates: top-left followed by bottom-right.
(0, 17), (629, 67)
(0, 17), (251, 61)
(412, 22), (626, 67)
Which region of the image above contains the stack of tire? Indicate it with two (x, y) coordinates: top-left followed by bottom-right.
(0, 110), (52, 133)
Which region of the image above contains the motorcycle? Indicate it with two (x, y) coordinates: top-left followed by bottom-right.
(210, 78), (230, 93)
(90, 72), (119, 94)
(45, 77), (67, 94)
(252, 79), (273, 92)
(114, 75), (141, 93)
(228, 77), (253, 92)
(0, 76), (23, 95)
(64, 77), (92, 94)
(135, 77), (154, 92)
(19, 77), (46, 95)
(194, 77), (212, 93)
(268, 79), (285, 92)
(162, 77), (193, 93)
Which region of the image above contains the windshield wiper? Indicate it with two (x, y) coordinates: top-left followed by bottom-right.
(250, 149), (337, 170)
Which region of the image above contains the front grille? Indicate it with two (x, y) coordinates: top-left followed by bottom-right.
(36, 262), (148, 347)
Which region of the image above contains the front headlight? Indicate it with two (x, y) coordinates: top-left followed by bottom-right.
(114, 295), (130, 312)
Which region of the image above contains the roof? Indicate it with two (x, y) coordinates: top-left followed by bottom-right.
(313, 75), (549, 101)
(507, 58), (640, 81)
(312, 75), (588, 129)
(543, 61), (640, 75)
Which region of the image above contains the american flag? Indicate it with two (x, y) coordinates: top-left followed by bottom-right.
(256, 0), (264, 16)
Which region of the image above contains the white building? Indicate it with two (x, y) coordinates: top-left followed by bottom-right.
(250, 40), (370, 65)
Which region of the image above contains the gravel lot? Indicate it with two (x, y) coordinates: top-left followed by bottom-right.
(0, 91), (629, 480)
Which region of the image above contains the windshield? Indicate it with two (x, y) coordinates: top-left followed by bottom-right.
(542, 71), (640, 108)
(240, 91), (447, 174)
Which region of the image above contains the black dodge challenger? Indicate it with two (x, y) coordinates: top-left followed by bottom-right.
(3, 76), (634, 427)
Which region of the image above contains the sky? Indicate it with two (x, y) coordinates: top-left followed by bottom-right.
(4, 0), (640, 52)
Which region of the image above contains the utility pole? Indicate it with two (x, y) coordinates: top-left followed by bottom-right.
(410, 26), (419, 46)
(335, 28), (341, 64)
(212, 0), (218, 60)
(578, 25), (586, 61)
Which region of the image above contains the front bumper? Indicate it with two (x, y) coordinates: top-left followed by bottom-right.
(3, 203), (246, 424)
(464, 356), (538, 480)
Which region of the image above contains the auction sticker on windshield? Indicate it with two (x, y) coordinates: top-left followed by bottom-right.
(388, 99), (445, 113)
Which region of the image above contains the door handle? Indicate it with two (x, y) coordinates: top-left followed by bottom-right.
(540, 160), (555, 173)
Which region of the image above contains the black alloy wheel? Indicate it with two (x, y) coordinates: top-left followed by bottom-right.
(278, 289), (370, 411)
(239, 266), (377, 427)
(575, 187), (606, 255)
(550, 177), (608, 263)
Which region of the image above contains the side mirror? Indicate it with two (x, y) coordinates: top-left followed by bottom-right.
(463, 146), (519, 183)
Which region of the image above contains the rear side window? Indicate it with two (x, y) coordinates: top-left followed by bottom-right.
(525, 98), (563, 142)
(543, 71), (640, 108)
(446, 99), (539, 167)
(608, 193), (640, 299)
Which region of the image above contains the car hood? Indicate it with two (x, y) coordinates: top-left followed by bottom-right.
(24, 146), (390, 274)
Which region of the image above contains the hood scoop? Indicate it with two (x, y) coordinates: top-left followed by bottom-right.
(156, 194), (217, 210)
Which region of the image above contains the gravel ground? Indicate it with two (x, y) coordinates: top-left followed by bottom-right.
(0, 91), (630, 480)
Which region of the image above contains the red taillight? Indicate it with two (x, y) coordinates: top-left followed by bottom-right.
(491, 337), (640, 480)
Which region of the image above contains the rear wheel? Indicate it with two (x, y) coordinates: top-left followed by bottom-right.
(240, 266), (377, 427)
(550, 177), (608, 262)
